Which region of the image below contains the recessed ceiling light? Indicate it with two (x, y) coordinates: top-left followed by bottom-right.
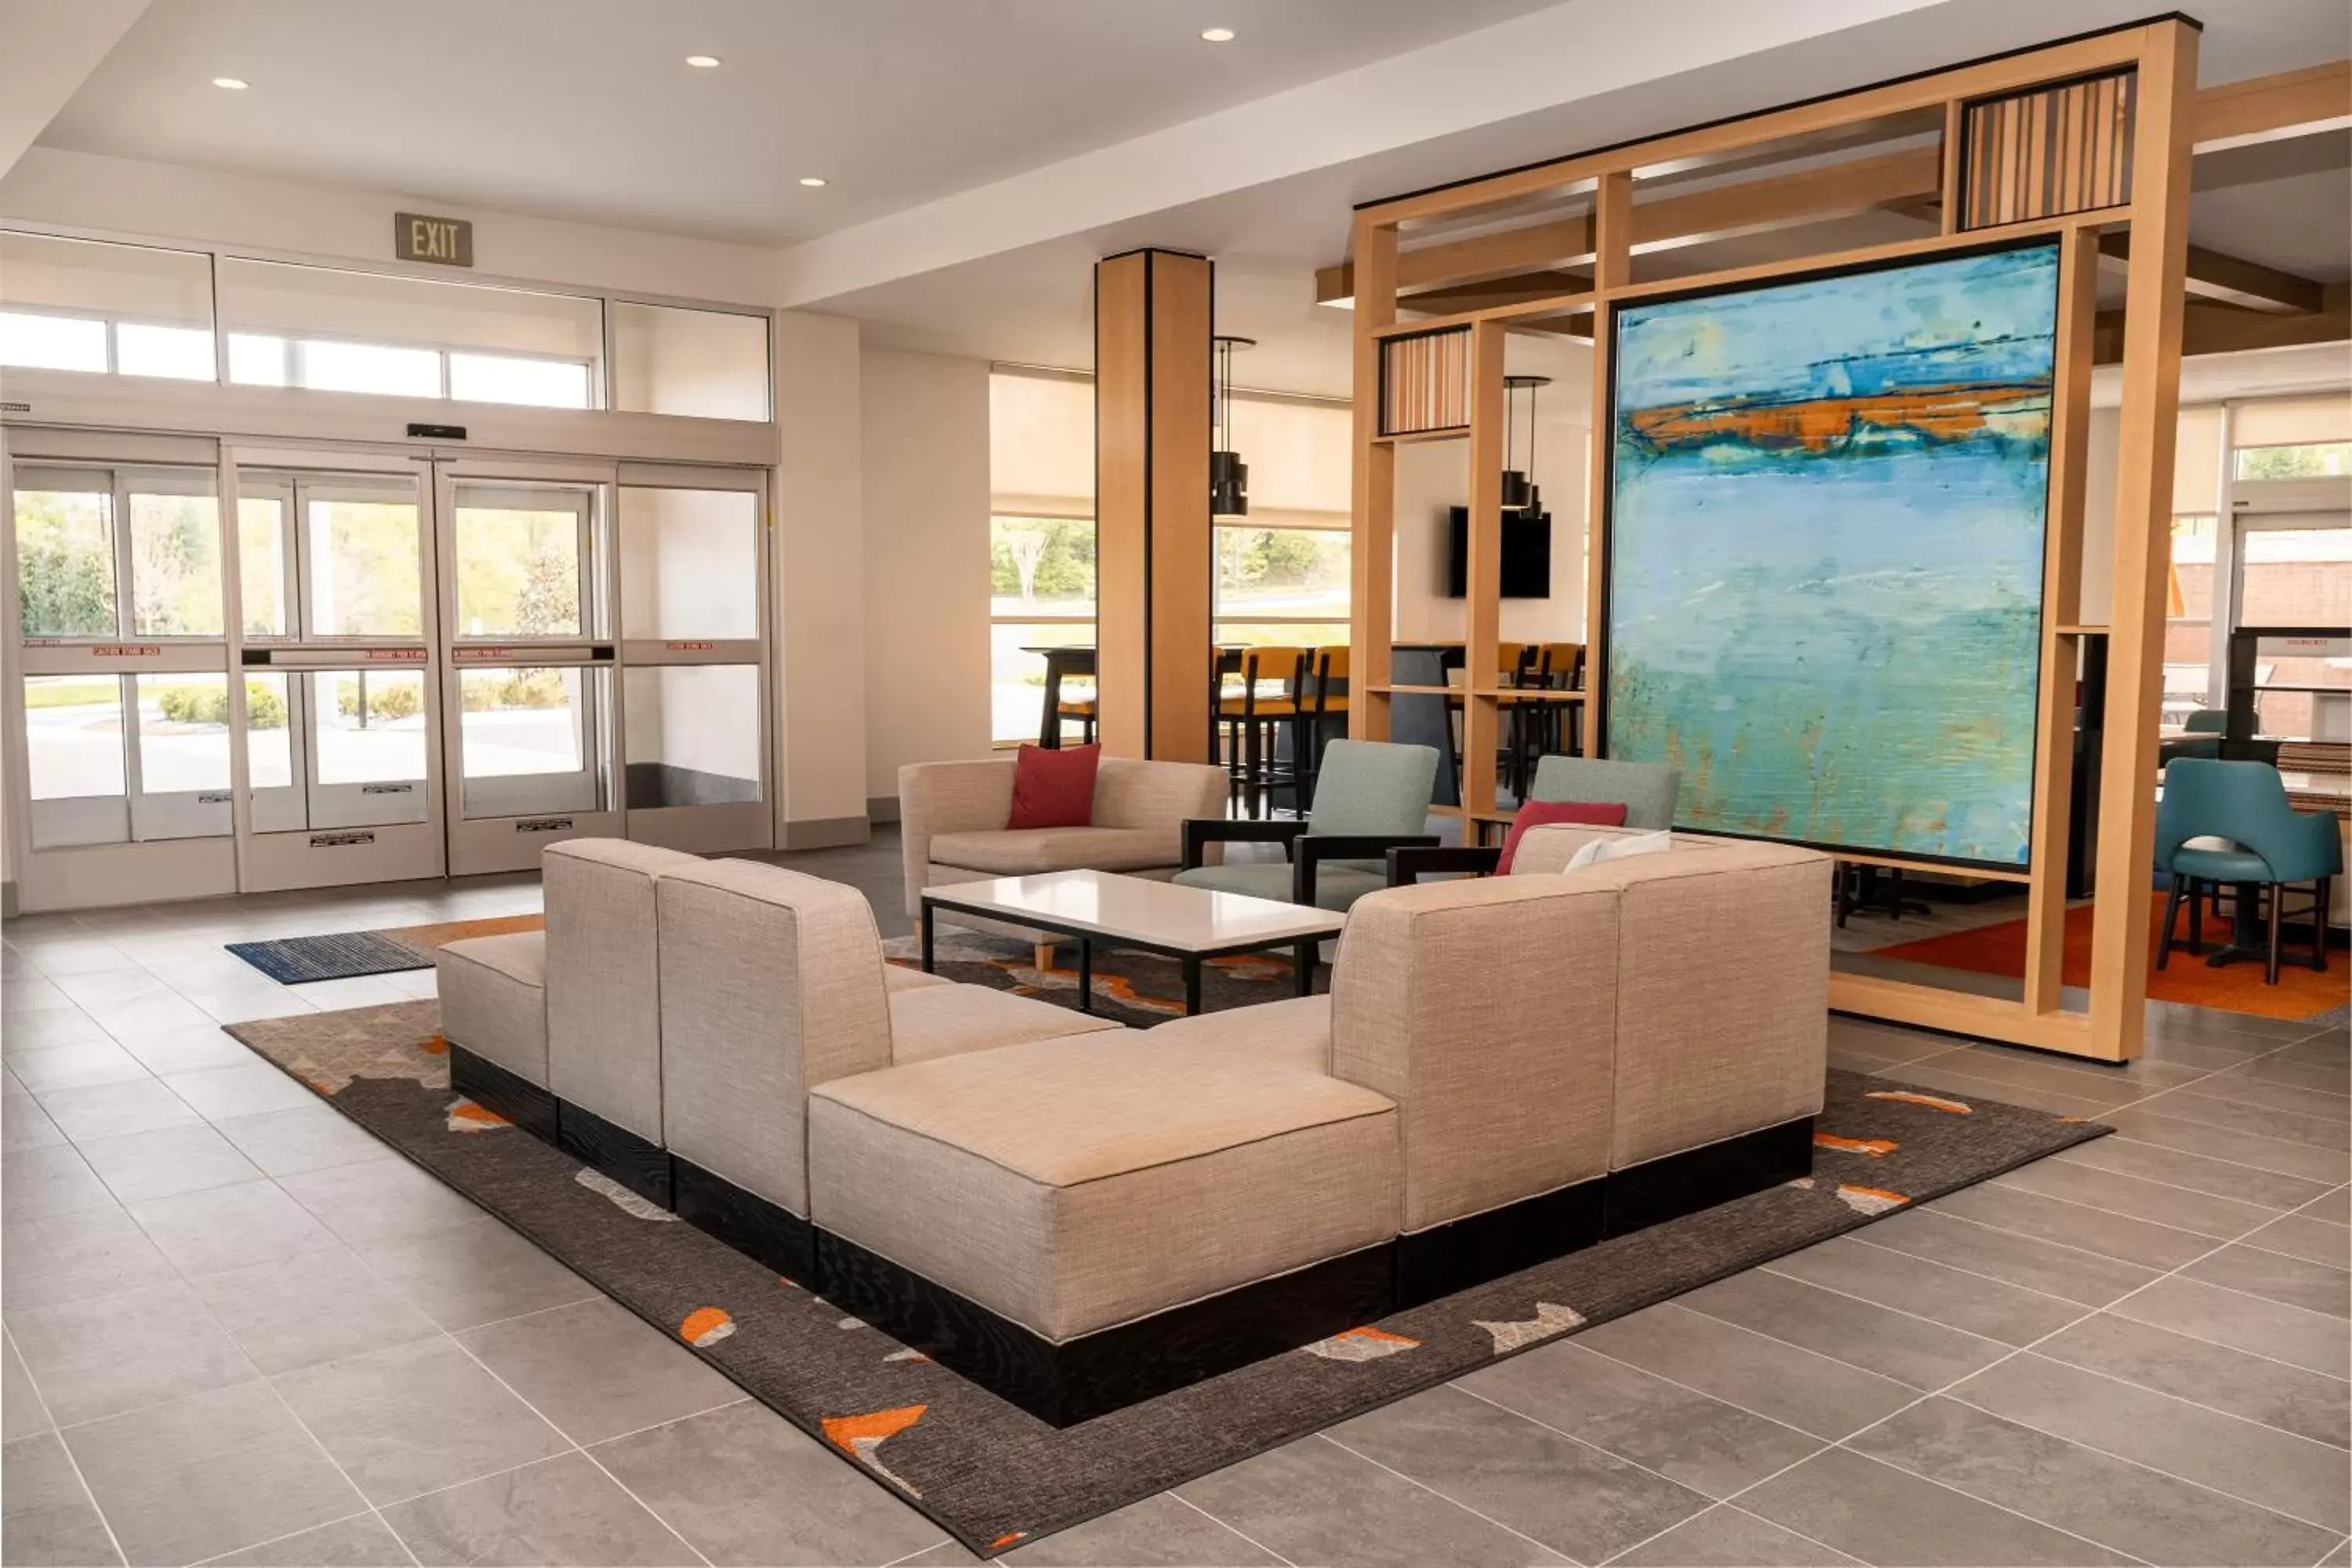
(1200, 27), (1236, 42)
(212, 76), (249, 89)
(684, 54), (721, 68)
(798, 176), (828, 187)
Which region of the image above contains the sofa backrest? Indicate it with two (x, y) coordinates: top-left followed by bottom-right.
(656, 858), (895, 1217)
(1092, 757), (1229, 832)
(1328, 873), (1621, 1233)
(543, 838), (702, 1143)
(1528, 755), (1682, 830)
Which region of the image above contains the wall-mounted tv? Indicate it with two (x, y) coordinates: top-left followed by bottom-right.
(1446, 506), (1552, 598)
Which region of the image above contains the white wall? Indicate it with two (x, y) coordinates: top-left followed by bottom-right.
(861, 347), (993, 806)
(1392, 412), (1593, 646)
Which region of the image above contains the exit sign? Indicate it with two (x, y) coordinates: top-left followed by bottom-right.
(394, 212), (473, 267)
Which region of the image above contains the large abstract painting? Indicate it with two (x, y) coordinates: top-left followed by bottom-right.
(1605, 242), (2060, 867)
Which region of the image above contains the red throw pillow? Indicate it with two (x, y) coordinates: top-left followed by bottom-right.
(1497, 799), (1628, 874)
(1007, 743), (1100, 830)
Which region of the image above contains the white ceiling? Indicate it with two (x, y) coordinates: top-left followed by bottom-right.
(34, 0), (1563, 245)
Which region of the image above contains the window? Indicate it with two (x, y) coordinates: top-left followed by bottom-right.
(237, 495), (290, 637)
(14, 483), (118, 638)
(617, 486), (760, 641)
(1213, 524), (1351, 649)
(609, 303), (770, 421)
(2239, 525), (2351, 739)
(114, 323), (214, 381)
(0, 311), (108, 373)
(0, 231), (214, 382)
(2237, 442), (2352, 481)
(2162, 514), (2216, 723)
(449, 352), (592, 409)
(989, 515), (1095, 745)
(452, 492), (589, 639)
(307, 496), (423, 637)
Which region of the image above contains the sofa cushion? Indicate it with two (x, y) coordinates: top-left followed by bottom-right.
(1172, 860), (1384, 911)
(809, 1036), (1398, 1340)
(887, 983), (1123, 1064)
(1008, 742), (1098, 829)
(436, 932), (549, 1088)
(883, 964), (955, 993)
(1143, 993), (1332, 1075)
(930, 826), (1179, 876)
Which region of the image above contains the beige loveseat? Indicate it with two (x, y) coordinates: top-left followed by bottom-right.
(898, 756), (1227, 961)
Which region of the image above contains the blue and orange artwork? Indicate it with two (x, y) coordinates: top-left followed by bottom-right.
(1605, 242), (2060, 866)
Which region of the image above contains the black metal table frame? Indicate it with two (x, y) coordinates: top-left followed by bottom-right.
(919, 892), (1331, 1015)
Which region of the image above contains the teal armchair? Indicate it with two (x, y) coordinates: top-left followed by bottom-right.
(1176, 739), (1439, 913)
(2156, 758), (2340, 983)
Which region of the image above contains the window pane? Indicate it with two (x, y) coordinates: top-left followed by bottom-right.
(1214, 525), (1350, 618)
(297, 339), (441, 397)
(618, 487), (759, 640)
(314, 670), (429, 783)
(127, 489), (223, 637)
(2241, 528), (2351, 740)
(610, 303), (769, 421)
(227, 332), (288, 386)
(454, 501), (584, 637)
(458, 666), (604, 819)
(24, 676), (125, 798)
(2236, 442), (2352, 481)
(622, 664), (762, 805)
(0, 311), (107, 372)
(2162, 514), (2216, 724)
(14, 485), (118, 637)
(989, 622), (1094, 746)
(241, 673), (293, 789)
(1214, 622), (1351, 648)
(989, 517), (1095, 617)
(135, 675), (233, 794)
(116, 323), (215, 381)
(308, 498), (422, 637)
(238, 495), (289, 637)
(448, 353), (590, 409)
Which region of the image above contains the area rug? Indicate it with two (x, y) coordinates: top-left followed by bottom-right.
(224, 1000), (2107, 1557)
(1871, 902), (2347, 1022)
(227, 914), (545, 983)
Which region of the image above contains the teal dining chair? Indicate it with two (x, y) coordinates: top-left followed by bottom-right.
(2155, 758), (2340, 984)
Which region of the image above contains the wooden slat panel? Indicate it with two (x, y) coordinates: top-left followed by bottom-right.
(1379, 328), (1472, 434)
(1962, 70), (2136, 229)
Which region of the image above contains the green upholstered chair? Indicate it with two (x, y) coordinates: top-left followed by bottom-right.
(1175, 739), (1440, 912)
(1527, 754), (1682, 830)
(2156, 757), (2340, 983)
(2183, 709), (2228, 735)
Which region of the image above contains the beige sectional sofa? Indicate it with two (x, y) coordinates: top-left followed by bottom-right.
(898, 756), (1227, 960)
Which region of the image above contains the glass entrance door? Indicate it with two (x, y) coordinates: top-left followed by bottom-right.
(437, 462), (620, 873)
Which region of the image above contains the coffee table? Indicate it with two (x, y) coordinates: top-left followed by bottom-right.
(920, 869), (1346, 1015)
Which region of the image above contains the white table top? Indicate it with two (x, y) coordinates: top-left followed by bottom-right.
(923, 869), (1345, 952)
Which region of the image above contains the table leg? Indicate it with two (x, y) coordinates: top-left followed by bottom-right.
(2206, 880), (2271, 969)
(1294, 941), (1316, 997)
(1039, 656), (1062, 750)
(920, 908), (935, 973)
(1183, 958), (1203, 1016)
(1076, 939), (1093, 1014)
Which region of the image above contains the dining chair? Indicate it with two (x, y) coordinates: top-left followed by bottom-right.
(1217, 645), (1306, 818)
(1297, 645), (1350, 804)
(2155, 758), (2340, 984)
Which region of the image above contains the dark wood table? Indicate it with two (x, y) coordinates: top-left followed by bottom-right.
(1024, 645), (1098, 749)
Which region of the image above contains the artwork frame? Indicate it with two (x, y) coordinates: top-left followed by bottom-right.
(1598, 236), (2063, 872)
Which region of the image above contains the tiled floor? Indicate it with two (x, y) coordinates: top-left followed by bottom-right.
(4, 833), (2347, 1567)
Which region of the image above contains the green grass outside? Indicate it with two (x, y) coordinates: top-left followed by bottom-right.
(23, 679), (119, 709)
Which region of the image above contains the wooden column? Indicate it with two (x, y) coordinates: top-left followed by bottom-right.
(1349, 217), (1399, 742)
(1461, 320), (1508, 815)
(1095, 248), (1213, 761)
(1582, 172), (1633, 759)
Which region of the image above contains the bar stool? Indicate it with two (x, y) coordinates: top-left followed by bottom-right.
(1297, 645), (1350, 804)
(1216, 646), (1305, 818)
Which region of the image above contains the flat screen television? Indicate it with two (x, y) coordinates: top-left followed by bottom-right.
(1446, 506), (1552, 598)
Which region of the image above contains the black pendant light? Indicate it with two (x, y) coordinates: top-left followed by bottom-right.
(1211, 334), (1254, 518)
(1501, 374), (1551, 514)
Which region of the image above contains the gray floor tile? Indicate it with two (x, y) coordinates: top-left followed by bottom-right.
(74, 1124), (263, 1207)
(0, 1147), (114, 1223)
(1, 1082), (68, 1154)
(999, 1494), (1277, 1566)
(1853, 1395), (2339, 1566)
(2099, 1109), (2350, 1185)
(378, 1451), (697, 1567)
(1611, 1504), (1864, 1566)
(0, 1011), (110, 1055)
(1329, 1382), (1708, 1564)
(212, 1104), (399, 1179)
(2320, 1537), (2350, 1567)
(1941, 1042), (2210, 1097)
(179, 985), (318, 1026)
(63, 1381), (365, 1567)
(1992, 1156), (2283, 1239)
(2298, 1186), (2352, 1225)
(2035, 1311), (2350, 1449)
(1456, 1341), (1824, 1499)
(274, 1336), (569, 1507)
(5, 1279), (259, 1427)
(278, 1158), (488, 1250)
(2191, 1073), (2352, 1124)
(1851, 1208), (2160, 1306)
(2154, 1089), (2351, 1151)
(455, 1298), (738, 1446)
(1740, 1445), (2135, 1566)
(2, 1433), (121, 1568)
(2, 978), (78, 1016)
(1681, 1264), (2013, 1390)
(125, 1178), (339, 1279)
(353, 1215), (593, 1330)
(74, 994), (219, 1041)
(0, 1207), (177, 1311)
(1952, 1353), (2352, 1534)
(590, 1400), (945, 1566)
(2220, 1056), (2352, 1098)
(2109, 1275), (2352, 1380)
(191, 1246), (441, 1377)
(1575, 1302), (1917, 1439)
(2182, 1242), (2352, 1319)
(3, 1334), (53, 1442)
(1175, 1435), (1566, 1566)
(109, 1026), (263, 1079)
(2052, 1134), (2339, 1209)
(5, 1043), (151, 1097)
(2247, 1213), (2352, 1269)
(158, 1063), (323, 1123)
(33, 1080), (202, 1145)
(1922, 1181), (2218, 1269)
(198, 1513), (412, 1566)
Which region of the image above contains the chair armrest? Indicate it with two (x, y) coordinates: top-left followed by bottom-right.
(1297, 833), (1439, 905)
(1385, 845), (1502, 886)
(1181, 817), (1307, 871)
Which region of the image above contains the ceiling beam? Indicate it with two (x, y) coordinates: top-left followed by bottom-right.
(2094, 282), (2350, 365)
(2097, 234), (2325, 316)
(2191, 59), (2352, 153)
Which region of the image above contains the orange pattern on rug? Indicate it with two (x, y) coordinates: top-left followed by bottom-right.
(1871, 902), (2347, 1022)
(386, 913), (546, 952)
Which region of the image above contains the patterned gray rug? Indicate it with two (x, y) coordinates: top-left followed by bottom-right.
(225, 999), (2107, 1557)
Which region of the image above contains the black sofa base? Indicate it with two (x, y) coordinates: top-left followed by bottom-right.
(448, 1045), (559, 1142)
(558, 1102), (673, 1208)
(671, 1156), (818, 1283)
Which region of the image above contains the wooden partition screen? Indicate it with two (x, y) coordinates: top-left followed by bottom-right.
(1345, 18), (2209, 1063)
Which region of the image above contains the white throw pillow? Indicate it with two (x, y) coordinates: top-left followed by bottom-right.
(1562, 829), (1673, 872)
